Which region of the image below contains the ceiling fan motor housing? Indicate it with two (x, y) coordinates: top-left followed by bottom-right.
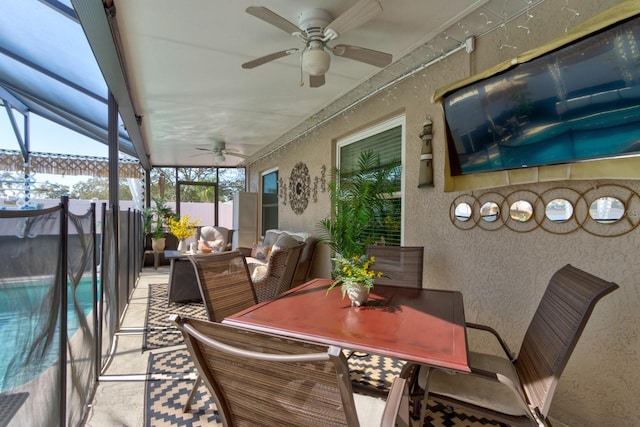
(297, 9), (332, 39)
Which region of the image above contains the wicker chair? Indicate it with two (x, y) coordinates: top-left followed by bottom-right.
(172, 315), (415, 427)
(416, 264), (619, 426)
(251, 239), (305, 302)
(182, 250), (258, 412)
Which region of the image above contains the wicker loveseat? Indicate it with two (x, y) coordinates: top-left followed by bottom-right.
(242, 229), (319, 299)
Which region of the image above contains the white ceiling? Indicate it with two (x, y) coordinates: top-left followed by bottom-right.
(107, 0), (536, 168)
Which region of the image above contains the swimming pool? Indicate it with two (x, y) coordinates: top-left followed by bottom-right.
(0, 277), (97, 393)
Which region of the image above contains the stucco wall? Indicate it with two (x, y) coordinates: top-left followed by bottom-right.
(247, 1), (639, 425)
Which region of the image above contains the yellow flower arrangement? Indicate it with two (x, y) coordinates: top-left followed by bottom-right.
(166, 215), (199, 241)
(327, 255), (383, 298)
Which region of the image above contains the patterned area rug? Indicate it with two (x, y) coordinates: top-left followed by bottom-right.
(145, 347), (508, 427)
(143, 283), (507, 426)
(143, 283), (207, 350)
(145, 348), (220, 426)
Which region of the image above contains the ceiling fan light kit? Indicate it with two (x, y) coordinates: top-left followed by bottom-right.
(302, 46), (331, 76)
(243, 0), (391, 88)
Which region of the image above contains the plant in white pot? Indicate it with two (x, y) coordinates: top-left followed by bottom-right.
(318, 150), (398, 306)
(146, 198), (175, 252)
(167, 214), (200, 253)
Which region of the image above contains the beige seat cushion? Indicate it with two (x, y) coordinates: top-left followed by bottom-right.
(419, 351), (528, 417)
(272, 234), (300, 252)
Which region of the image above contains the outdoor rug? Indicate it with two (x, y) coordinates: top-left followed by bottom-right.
(143, 283), (207, 351)
(145, 347), (508, 427)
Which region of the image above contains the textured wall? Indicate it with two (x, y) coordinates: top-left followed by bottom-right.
(247, 1), (639, 425)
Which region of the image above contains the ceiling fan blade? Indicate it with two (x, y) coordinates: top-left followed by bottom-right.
(195, 147), (213, 151)
(309, 74), (325, 88)
(246, 6), (302, 35)
(325, 0), (382, 39)
(224, 151), (250, 159)
(332, 44), (392, 68)
(242, 49), (298, 69)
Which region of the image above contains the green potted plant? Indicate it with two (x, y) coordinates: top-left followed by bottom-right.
(318, 150), (398, 306)
(148, 198), (175, 252)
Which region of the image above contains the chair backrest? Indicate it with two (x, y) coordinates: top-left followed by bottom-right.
(172, 316), (361, 426)
(515, 264), (618, 418)
(259, 230), (319, 286)
(253, 240), (305, 302)
(188, 251), (257, 322)
(292, 236), (319, 287)
(198, 226), (233, 251)
(366, 246), (424, 288)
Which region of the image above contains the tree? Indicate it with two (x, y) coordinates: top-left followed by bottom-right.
(0, 171), (68, 199)
(148, 167), (245, 203)
(69, 176), (132, 200)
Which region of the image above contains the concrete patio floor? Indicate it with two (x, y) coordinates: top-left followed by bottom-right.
(85, 266), (172, 427)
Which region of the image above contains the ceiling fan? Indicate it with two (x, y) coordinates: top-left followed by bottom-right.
(242, 0), (392, 88)
(194, 141), (249, 163)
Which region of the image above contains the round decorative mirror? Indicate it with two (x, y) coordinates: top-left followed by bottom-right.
(480, 202), (499, 222)
(454, 202), (472, 221)
(545, 198), (573, 222)
(509, 200), (533, 222)
(589, 197), (625, 223)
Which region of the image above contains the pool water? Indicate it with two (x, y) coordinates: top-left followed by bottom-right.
(0, 277), (97, 392)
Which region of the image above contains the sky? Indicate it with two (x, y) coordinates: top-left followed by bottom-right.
(0, 110), (109, 187)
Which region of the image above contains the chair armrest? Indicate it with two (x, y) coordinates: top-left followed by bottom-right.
(380, 376), (408, 427)
(237, 246), (252, 257)
(466, 322), (515, 362)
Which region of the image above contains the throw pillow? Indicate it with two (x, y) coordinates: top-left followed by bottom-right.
(251, 265), (268, 282)
(251, 244), (271, 260)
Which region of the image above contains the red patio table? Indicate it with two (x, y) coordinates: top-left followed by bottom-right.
(223, 278), (469, 372)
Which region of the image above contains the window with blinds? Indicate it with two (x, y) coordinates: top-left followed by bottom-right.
(261, 170), (278, 235)
(338, 121), (403, 246)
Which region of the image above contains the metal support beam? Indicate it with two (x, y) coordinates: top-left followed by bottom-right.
(71, 0), (151, 170)
(108, 92), (119, 209)
(3, 102), (29, 162)
(0, 87), (29, 114)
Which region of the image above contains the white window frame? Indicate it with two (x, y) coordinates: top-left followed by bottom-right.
(260, 167), (279, 237)
(336, 114), (406, 245)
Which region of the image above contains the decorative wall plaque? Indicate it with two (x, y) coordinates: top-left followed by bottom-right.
(288, 162), (310, 215)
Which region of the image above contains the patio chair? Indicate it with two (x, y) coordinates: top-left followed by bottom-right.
(197, 226), (234, 252)
(171, 314), (415, 427)
(250, 235), (305, 302)
(349, 246), (424, 398)
(182, 250), (258, 412)
(366, 246), (424, 288)
(415, 264), (619, 426)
